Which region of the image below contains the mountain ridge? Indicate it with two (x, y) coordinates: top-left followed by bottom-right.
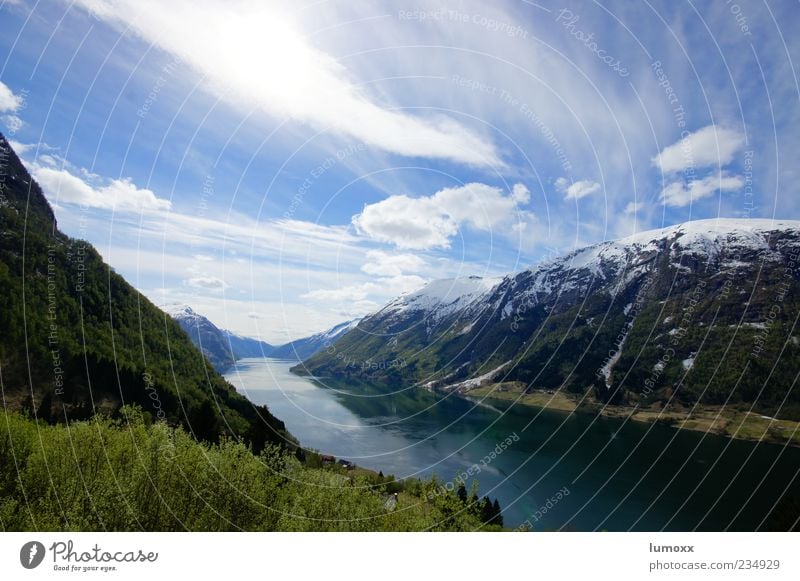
(297, 217), (800, 421)
(162, 302), (360, 367)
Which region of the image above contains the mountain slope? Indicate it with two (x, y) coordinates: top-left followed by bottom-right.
(269, 318), (360, 360)
(163, 304), (274, 371)
(164, 304), (238, 371)
(223, 329), (274, 359)
(0, 135), (292, 452)
(297, 219), (800, 419)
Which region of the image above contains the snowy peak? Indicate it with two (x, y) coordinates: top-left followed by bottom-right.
(381, 275), (503, 319)
(314, 318), (361, 342)
(618, 218), (800, 246)
(525, 218), (800, 285)
(162, 303), (206, 324)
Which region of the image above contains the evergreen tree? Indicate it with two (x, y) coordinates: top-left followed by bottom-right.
(457, 482), (468, 503)
(492, 499), (503, 527)
(480, 496), (494, 523)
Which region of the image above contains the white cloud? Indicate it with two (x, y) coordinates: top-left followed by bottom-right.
(511, 183), (531, 203)
(2, 115), (23, 133)
(360, 250), (425, 277)
(352, 182), (530, 250)
(555, 177), (601, 200)
(623, 201), (642, 214)
(0, 81), (22, 112)
(652, 125), (745, 174)
(33, 166), (171, 212)
(71, 0), (501, 167)
(302, 275), (425, 304)
(186, 275), (228, 290)
(8, 140), (34, 155)
(353, 194), (456, 250)
(659, 173), (744, 208)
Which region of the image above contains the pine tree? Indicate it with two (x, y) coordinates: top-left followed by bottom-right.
(480, 496), (494, 523)
(457, 482), (468, 503)
(492, 499), (503, 527)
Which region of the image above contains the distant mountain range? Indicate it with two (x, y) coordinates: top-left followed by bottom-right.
(297, 219), (800, 420)
(267, 319), (360, 361)
(163, 303), (359, 372)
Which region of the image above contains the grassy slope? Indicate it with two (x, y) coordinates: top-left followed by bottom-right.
(0, 408), (501, 532)
(468, 382), (800, 446)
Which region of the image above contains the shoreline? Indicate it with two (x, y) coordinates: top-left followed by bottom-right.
(465, 383), (800, 448)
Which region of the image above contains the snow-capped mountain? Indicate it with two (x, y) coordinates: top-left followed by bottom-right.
(163, 304), (273, 371)
(382, 276), (502, 320)
(297, 219), (800, 418)
(164, 304), (239, 371)
(269, 318), (361, 360)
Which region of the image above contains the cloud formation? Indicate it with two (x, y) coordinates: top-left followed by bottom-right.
(71, 0), (501, 167)
(652, 125), (745, 174)
(659, 173), (744, 208)
(555, 177), (601, 200)
(360, 250), (426, 278)
(352, 182), (531, 250)
(186, 275), (228, 290)
(33, 165), (171, 212)
(0, 81), (22, 112)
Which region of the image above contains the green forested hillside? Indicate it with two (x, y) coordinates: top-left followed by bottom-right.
(0, 134), (289, 451)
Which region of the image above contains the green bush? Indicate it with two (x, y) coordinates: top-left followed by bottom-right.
(0, 408), (501, 532)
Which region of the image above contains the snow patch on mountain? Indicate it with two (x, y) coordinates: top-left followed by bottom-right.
(163, 303), (202, 321)
(382, 275), (502, 320)
(440, 360), (513, 393)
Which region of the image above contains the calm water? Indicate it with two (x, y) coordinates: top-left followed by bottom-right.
(225, 358), (800, 530)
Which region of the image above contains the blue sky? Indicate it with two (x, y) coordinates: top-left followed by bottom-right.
(1, 0), (798, 342)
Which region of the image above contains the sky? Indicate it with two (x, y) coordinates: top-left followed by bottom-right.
(1, 0), (798, 343)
